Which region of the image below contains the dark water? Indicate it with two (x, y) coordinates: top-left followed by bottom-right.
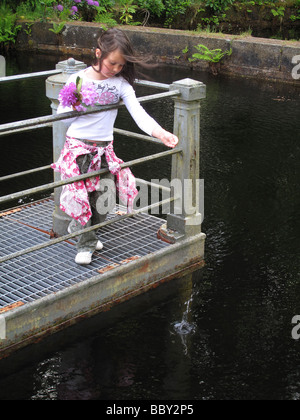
(0, 52), (299, 400)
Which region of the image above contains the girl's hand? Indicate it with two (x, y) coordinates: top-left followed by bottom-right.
(72, 100), (81, 111)
(152, 127), (179, 149)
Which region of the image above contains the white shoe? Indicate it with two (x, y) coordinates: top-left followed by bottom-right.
(75, 251), (93, 265)
(95, 240), (104, 251)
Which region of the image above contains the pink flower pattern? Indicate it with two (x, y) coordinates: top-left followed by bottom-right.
(98, 91), (115, 105)
(51, 137), (138, 226)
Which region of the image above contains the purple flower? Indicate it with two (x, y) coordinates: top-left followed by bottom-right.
(73, 0), (81, 3)
(71, 5), (78, 12)
(93, 1), (99, 6)
(75, 104), (86, 112)
(58, 83), (78, 107)
(57, 4), (64, 11)
(59, 79), (99, 111)
(86, 0), (94, 5)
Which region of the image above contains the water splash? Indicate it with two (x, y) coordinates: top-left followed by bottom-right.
(173, 319), (196, 335)
(172, 295), (196, 355)
(173, 296), (196, 336)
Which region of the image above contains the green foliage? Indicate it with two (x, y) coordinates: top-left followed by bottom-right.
(16, 0), (56, 21)
(198, 13), (227, 32)
(49, 21), (66, 34)
(93, 11), (118, 28)
(190, 43), (232, 63)
(204, 0), (234, 13)
(2, 0), (299, 40)
(0, 2), (22, 46)
(164, 0), (192, 26)
(118, 0), (139, 24)
(137, 0), (165, 17)
(271, 5), (285, 17)
(290, 10), (300, 21)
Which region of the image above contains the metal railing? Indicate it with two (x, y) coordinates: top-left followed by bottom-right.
(0, 69), (62, 84)
(0, 58), (205, 264)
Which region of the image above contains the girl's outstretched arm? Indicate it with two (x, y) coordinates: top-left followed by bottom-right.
(152, 127), (179, 149)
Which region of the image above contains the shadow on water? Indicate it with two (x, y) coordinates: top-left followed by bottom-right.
(0, 52), (299, 400)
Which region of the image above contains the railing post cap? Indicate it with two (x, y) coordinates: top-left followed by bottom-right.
(46, 58), (87, 99)
(170, 78), (206, 101)
(56, 57), (87, 74)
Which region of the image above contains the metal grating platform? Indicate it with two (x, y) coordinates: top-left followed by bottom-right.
(0, 197), (169, 309)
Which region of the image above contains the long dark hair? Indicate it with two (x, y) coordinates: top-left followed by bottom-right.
(92, 28), (154, 86)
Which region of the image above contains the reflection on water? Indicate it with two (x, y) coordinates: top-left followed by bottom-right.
(0, 52), (299, 400)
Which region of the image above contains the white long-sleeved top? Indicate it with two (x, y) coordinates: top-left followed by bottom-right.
(57, 67), (161, 142)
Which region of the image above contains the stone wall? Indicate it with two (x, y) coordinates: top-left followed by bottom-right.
(15, 22), (300, 84)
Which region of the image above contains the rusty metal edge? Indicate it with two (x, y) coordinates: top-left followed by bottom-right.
(0, 259), (205, 360)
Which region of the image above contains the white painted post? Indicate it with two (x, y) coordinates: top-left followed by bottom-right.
(159, 78), (206, 242)
(46, 58), (86, 236)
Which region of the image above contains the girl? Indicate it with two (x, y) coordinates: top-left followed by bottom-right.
(53, 28), (178, 265)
